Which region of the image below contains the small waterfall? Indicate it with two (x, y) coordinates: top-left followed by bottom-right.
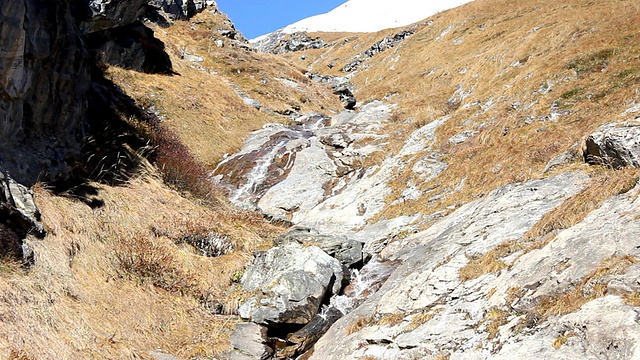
(230, 141), (285, 205)
(331, 256), (398, 315)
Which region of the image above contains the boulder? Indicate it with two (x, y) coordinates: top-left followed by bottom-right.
(276, 227), (363, 268)
(333, 81), (357, 110)
(585, 121), (640, 168)
(310, 172), (590, 360)
(271, 32), (328, 54)
(238, 243), (344, 325)
(221, 322), (272, 360)
(0, 171), (45, 239)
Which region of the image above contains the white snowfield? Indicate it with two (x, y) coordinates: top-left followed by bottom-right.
(252, 0), (474, 42)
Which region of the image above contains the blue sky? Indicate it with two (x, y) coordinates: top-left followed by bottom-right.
(216, 0), (346, 39)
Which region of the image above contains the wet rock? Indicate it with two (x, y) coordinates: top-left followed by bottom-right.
(279, 307), (343, 358)
(238, 243), (344, 325)
(585, 121), (640, 168)
(320, 132), (353, 149)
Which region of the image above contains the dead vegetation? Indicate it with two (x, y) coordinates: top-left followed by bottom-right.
(0, 174), (284, 359)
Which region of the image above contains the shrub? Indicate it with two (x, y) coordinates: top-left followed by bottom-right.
(113, 232), (199, 295)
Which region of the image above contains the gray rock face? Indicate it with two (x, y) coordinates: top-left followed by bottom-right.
(311, 172), (590, 360)
(342, 30), (414, 72)
(0, 171), (45, 239)
(585, 121), (640, 168)
(238, 243), (344, 325)
(0, 1), (91, 183)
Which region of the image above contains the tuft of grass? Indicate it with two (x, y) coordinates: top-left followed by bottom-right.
(533, 255), (638, 322)
(113, 232), (200, 295)
(378, 312), (406, 327)
(567, 48), (617, 77)
(345, 315), (376, 335)
(458, 244), (518, 282)
(525, 169), (639, 242)
(553, 331), (578, 349)
(623, 292), (640, 306)
(405, 308), (443, 332)
(481, 308), (509, 340)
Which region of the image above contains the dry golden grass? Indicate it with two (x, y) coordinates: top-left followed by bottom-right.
(533, 255), (638, 322)
(108, 11), (341, 170)
(0, 175), (283, 359)
(459, 254), (508, 282)
(622, 292), (640, 306)
(404, 308), (443, 332)
(525, 168), (639, 241)
(553, 331), (578, 349)
(481, 308), (509, 340)
(345, 315), (376, 335)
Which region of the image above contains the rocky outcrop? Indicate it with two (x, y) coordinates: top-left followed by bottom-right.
(223, 322), (273, 360)
(585, 121), (640, 169)
(148, 0), (217, 20)
(308, 172), (640, 360)
(0, 171), (45, 240)
(238, 242), (344, 325)
(85, 21), (173, 74)
(0, 0), (177, 184)
(342, 30), (414, 72)
(308, 73), (357, 109)
(276, 227), (364, 268)
(270, 32), (328, 54)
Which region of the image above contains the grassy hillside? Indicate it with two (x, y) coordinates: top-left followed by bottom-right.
(282, 0), (640, 225)
(2, 0), (640, 358)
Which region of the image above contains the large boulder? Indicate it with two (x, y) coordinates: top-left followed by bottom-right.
(585, 121), (640, 169)
(276, 227), (364, 268)
(222, 322), (273, 360)
(238, 243), (344, 325)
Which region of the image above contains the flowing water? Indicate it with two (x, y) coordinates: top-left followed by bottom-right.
(330, 256), (399, 315)
(229, 140), (286, 205)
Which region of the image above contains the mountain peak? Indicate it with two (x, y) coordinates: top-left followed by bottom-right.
(253, 0), (475, 42)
